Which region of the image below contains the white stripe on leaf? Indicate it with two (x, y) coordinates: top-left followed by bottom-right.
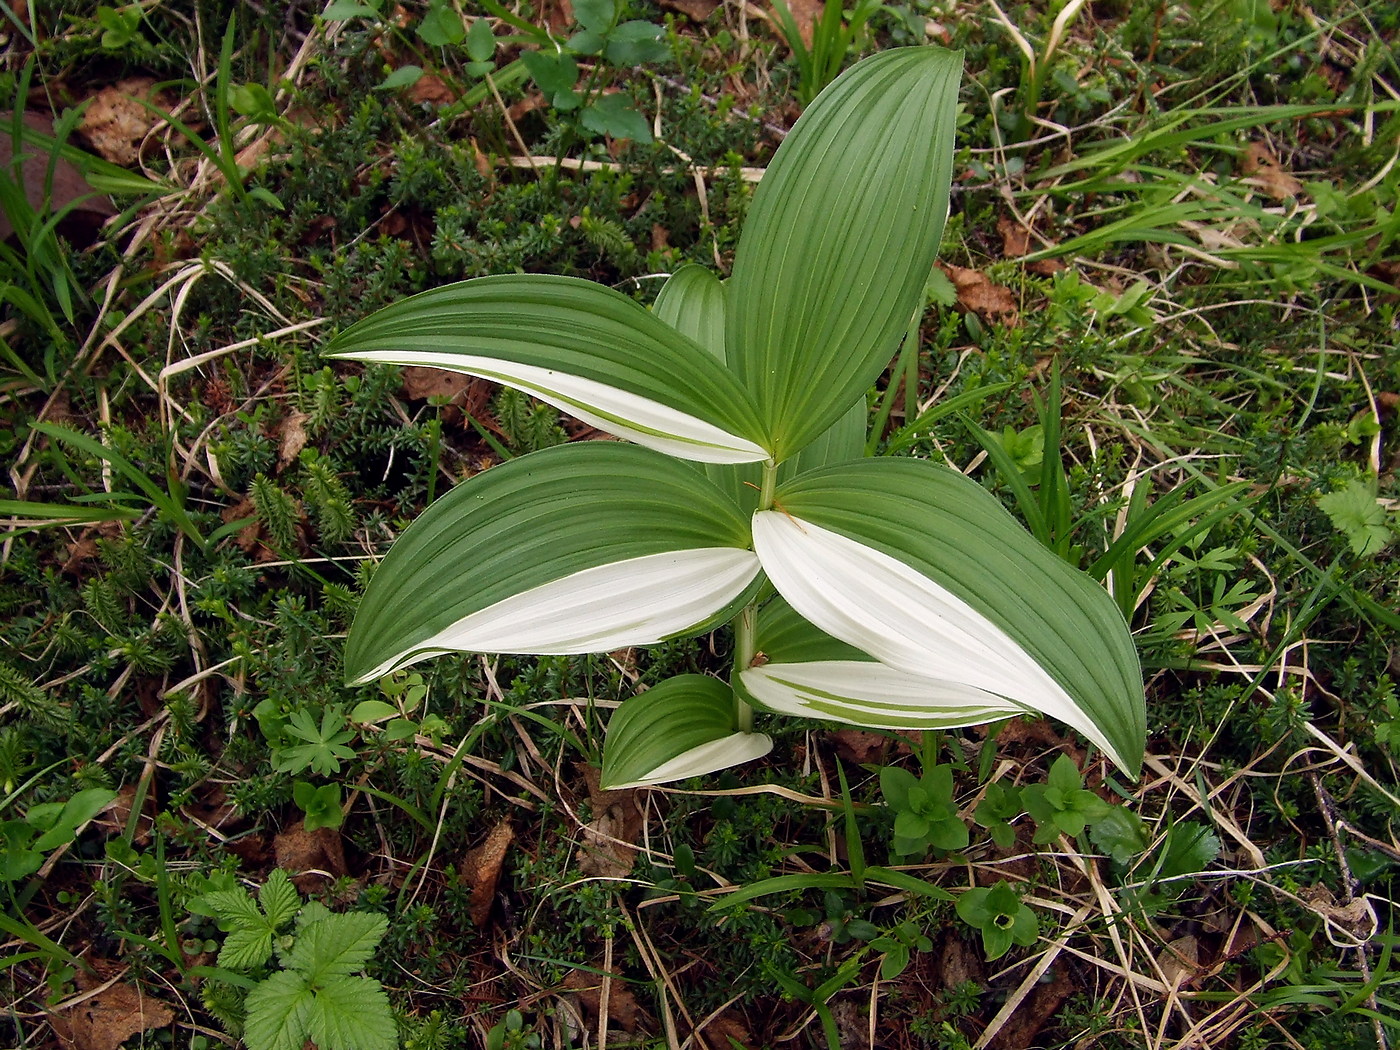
(751, 511), (1132, 770)
(740, 659), (1024, 728)
(609, 732), (775, 789)
(353, 547), (761, 682)
(345, 350), (769, 464)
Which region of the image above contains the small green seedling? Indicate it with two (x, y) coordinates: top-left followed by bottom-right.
(270, 705), (357, 777)
(955, 880), (1039, 961)
(870, 918), (933, 980)
(1, 787), (116, 882)
(292, 781), (343, 832)
(881, 763), (968, 858)
(973, 780), (1023, 849)
(1020, 754), (1111, 843)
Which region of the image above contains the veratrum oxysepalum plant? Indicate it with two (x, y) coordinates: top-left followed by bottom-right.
(325, 47), (1147, 789)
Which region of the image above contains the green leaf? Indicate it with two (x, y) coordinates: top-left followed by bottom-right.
(600, 675), (772, 788)
(287, 911), (388, 981)
(653, 265), (726, 363)
(1089, 806), (1148, 866)
(1318, 479), (1393, 557)
(572, 0), (614, 32)
(306, 976), (397, 1050)
(417, 0), (465, 45)
(29, 788), (116, 851)
(244, 970), (314, 1050)
(325, 274), (768, 462)
(738, 597), (1023, 728)
(606, 20), (668, 65)
(755, 458), (1146, 776)
(581, 94), (652, 142)
(344, 443), (761, 683)
(219, 926), (274, 971)
(727, 47), (962, 460)
(259, 870), (300, 929)
(520, 50), (579, 106)
(322, 0), (380, 19)
(1156, 821), (1220, 881)
(349, 700), (398, 723)
(189, 887), (261, 928)
(465, 17), (496, 62)
(376, 65), (424, 91)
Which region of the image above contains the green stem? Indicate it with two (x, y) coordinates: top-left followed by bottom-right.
(758, 459), (778, 511)
(732, 460), (780, 733)
(733, 603), (756, 733)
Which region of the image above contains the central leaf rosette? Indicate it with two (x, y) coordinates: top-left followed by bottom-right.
(326, 47), (1148, 789)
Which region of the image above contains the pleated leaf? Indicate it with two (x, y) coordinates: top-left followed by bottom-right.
(653, 264), (727, 364)
(326, 274), (770, 464)
(727, 46), (962, 461)
(752, 459), (1145, 775)
(344, 443), (762, 683)
(601, 674), (773, 789)
(737, 598), (1025, 728)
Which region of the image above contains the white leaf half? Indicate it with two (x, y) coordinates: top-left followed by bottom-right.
(345, 350), (769, 464)
(740, 660), (1024, 728)
(751, 511), (1131, 769)
(353, 547), (761, 681)
(610, 732), (775, 789)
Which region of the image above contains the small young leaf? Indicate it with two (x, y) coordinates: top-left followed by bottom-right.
(1088, 806), (1148, 866)
(465, 17), (496, 63)
(376, 65), (424, 91)
(417, 0), (465, 45)
(322, 0), (379, 19)
(581, 94), (652, 142)
(572, 0), (615, 32)
(1318, 479), (1393, 557)
(606, 21), (668, 65)
(219, 925), (275, 971)
(259, 870), (301, 929)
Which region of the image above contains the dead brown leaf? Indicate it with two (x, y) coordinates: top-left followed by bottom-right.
(50, 981), (173, 1050)
(1158, 933), (1200, 990)
(939, 263), (1019, 326)
(1300, 883), (1377, 940)
(987, 972), (1073, 1050)
(1241, 141), (1303, 200)
(409, 72), (457, 107)
(80, 78), (169, 166)
(0, 112), (115, 243)
(274, 823), (348, 893)
(697, 1012), (753, 1050)
(828, 729), (890, 765)
(401, 365), (474, 401)
(458, 820), (514, 927)
(578, 764), (643, 879)
(660, 0), (720, 20)
(997, 214), (1032, 258)
(275, 411), (310, 472)
(563, 967), (645, 1031)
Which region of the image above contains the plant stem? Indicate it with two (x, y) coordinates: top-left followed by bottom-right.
(758, 459), (778, 511)
(733, 603), (756, 733)
(732, 462), (777, 734)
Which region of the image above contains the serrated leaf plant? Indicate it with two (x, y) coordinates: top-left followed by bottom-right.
(323, 46), (1147, 790)
(189, 870), (396, 1050)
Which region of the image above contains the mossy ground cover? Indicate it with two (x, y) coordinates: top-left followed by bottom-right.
(2, 1), (1398, 1048)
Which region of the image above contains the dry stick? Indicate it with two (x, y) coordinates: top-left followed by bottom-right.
(1308, 770), (1388, 1050)
(599, 925), (614, 1050)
